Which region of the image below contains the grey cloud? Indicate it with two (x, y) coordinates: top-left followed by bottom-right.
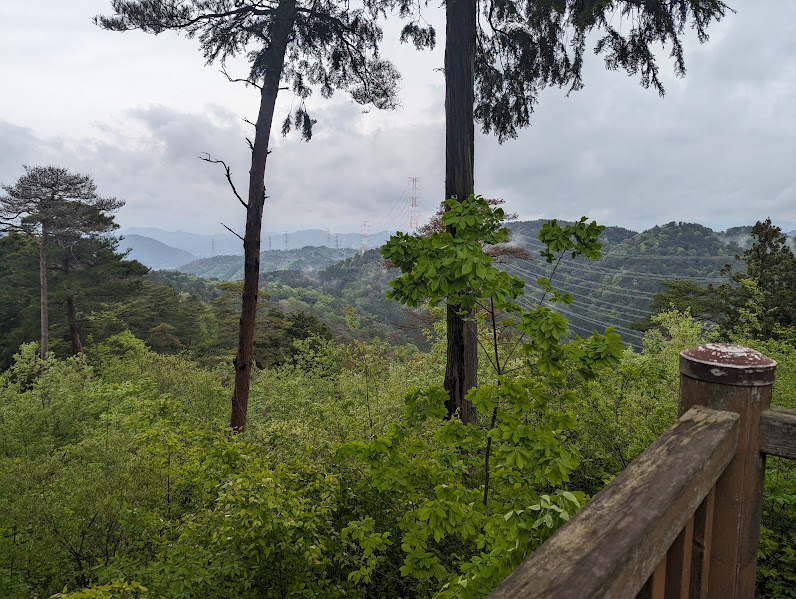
(3, 0), (796, 238)
(0, 121), (40, 181)
(472, 4), (796, 234)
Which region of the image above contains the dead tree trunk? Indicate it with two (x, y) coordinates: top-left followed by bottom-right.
(230, 0), (295, 433)
(443, 0), (477, 424)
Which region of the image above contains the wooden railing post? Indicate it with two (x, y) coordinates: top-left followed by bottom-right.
(679, 344), (776, 599)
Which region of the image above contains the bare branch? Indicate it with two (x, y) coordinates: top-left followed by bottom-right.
(221, 222), (244, 241)
(220, 67), (262, 90)
(199, 153), (248, 209)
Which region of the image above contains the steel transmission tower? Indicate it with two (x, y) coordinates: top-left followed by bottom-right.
(361, 221), (369, 255)
(409, 177), (421, 234)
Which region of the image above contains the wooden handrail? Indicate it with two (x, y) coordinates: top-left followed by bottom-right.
(489, 344), (784, 599)
(488, 407), (739, 599)
(760, 406), (796, 459)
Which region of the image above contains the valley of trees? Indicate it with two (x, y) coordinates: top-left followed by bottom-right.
(2, 188), (795, 597)
(2, 0), (794, 597)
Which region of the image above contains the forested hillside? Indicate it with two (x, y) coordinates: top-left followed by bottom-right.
(503, 220), (752, 346)
(2, 0), (794, 593)
(121, 234), (197, 270)
(179, 245), (361, 281)
(2, 210), (795, 598)
(166, 220), (764, 352)
(2, 218), (777, 371)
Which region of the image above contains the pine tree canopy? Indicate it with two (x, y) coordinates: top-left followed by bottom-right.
(96, 0), (436, 138)
(473, 0), (732, 141)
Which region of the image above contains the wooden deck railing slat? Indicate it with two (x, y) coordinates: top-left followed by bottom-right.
(689, 487), (715, 599)
(637, 556), (667, 599)
(665, 514), (694, 599)
(487, 406), (739, 599)
(759, 406), (796, 459)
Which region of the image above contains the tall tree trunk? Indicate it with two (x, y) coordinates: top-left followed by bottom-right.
(230, 0), (295, 432)
(60, 254), (83, 355)
(66, 296), (83, 355)
(38, 228), (49, 359)
(443, 0), (477, 424)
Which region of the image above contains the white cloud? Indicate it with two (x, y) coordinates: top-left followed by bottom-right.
(2, 0), (795, 236)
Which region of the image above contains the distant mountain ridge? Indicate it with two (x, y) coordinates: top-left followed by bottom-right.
(141, 219), (795, 352)
(121, 227), (393, 259)
(120, 234), (196, 270)
(178, 246), (361, 280)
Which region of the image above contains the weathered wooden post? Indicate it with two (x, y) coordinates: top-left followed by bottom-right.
(679, 344), (776, 599)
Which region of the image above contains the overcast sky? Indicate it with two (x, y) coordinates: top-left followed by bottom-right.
(1, 1), (795, 237)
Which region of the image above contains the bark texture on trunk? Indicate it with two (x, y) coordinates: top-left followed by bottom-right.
(230, 0), (295, 432)
(66, 295), (83, 355)
(38, 228), (49, 359)
(443, 0), (477, 424)
(60, 254), (83, 355)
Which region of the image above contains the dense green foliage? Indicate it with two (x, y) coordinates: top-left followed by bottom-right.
(0, 235), (351, 372)
(3, 302), (792, 597)
(640, 218), (796, 339)
(504, 220), (747, 346)
(0, 232), (148, 369)
(1, 206), (794, 598)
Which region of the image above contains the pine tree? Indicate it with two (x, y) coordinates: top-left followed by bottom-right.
(97, 0), (432, 431)
(0, 166), (124, 358)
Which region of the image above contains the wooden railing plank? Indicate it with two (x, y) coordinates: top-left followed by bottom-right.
(488, 407), (739, 599)
(760, 407), (796, 459)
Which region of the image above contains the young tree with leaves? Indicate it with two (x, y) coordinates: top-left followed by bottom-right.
(97, 0), (433, 432)
(0, 166), (124, 359)
(360, 198), (622, 595)
(436, 0), (732, 419)
(639, 219), (796, 339)
(722, 218), (796, 334)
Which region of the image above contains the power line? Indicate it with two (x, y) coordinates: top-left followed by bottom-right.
(371, 187), (410, 232)
(514, 296), (645, 346)
(508, 230), (737, 262)
(502, 261), (662, 300)
(409, 177), (421, 234)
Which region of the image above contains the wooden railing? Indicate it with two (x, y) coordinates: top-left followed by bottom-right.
(489, 344), (796, 599)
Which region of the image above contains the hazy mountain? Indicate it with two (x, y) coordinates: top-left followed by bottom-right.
(178, 246), (361, 281)
(121, 227), (393, 258)
(261, 229), (391, 251)
(120, 234), (196, 270)
(121, 228), (242, 257)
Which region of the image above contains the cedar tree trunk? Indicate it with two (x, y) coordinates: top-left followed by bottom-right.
(443, 0), (477, 424)
(231, 0), (295, 432)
